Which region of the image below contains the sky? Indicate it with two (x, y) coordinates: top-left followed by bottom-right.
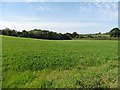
(0, 0), (119, 34)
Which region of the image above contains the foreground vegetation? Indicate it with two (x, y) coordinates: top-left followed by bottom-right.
(2, 36), (118, 88)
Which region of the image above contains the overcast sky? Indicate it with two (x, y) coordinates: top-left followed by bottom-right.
(0, 0), (118, 34)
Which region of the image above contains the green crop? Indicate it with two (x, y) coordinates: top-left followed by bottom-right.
(2, 36), (118, 88)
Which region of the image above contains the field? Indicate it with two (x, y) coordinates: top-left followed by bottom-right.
(2, 36), (118, 88)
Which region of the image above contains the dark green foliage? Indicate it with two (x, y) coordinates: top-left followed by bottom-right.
(1, 27), (120, 40)
(20, 30), (29, 37)
(1, 28), (71, 40)
(2, 28), (18, 36)
(109, 27), (120, 37)
(72, 32), (79, 38)
(0, 30), (2, 35)
(65, 32), (72, 38)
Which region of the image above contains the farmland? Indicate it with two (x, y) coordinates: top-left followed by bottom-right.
(2, 35), (118, 88)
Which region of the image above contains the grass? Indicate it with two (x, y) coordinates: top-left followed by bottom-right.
(0, 35), (2, 90)
(2, 35), (118, 88)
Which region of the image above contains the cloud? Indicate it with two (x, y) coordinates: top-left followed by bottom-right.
(79, 2), (118, 11)
(4, 16), (47, 22)
(1, 0), (119, 2)
(27, 2), (51, 12)
(26, 0), (41, 2)
(36, 6), (50, 11)
(79, 2), (118, 22)
(96, 2), (118, 20)
(26, 0), (46, 3)
(0, 21), (102, 32)
(0, 21), (117, 34)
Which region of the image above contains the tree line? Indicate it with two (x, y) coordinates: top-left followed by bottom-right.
(0, 28), (72, 40)
(0, 27), (120, 40)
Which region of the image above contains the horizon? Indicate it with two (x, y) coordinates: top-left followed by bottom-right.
(0, 1), (118, 34)
(1, 27), (112, 35)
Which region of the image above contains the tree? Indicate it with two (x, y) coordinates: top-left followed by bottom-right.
(98, 32), (101, 34)
(2, 27), (13, 36)
(1, 28), (71, 40)
(0, 30), (2, 35)
(65, 33), (72, 38)
(21, 30), (29, 37)
(11, 30), (18, 36)
(72, 32), (79, 38)
(109, 28), (120, 37)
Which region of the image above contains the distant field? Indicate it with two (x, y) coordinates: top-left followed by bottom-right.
(2, 36), (118, 88)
